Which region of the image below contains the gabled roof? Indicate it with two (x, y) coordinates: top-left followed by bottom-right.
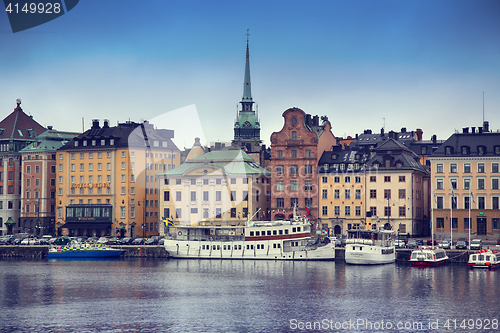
(0, 101), (46, 140)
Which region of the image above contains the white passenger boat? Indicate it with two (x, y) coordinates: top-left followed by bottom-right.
(410, 246), (448, 266)
(468, 249), (500, 269)
(344, 228), (396, 265)
(164, 212), (335, 260)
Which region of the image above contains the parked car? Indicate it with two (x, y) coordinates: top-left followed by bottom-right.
(426, 238), (437, 246)
(470, 239), (482, 250)
(97, 237), (110, 244)
(158, 238), (165, 245)
(439, 240), (451, 249)
(20, 238), (30, 245)
(406, 240), (418, 249)
(394, 240), (406, 248)
(107, 237), (119, 245)
(118, 237), (134, 245)
(457, 237), (468, 245)
(456, 240), (467, 249)
(131, 238), (145, 245)
(145, 237), (159, 245)
(416, 239), (424, 246)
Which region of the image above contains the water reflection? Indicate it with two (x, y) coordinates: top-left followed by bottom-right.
(0, 259), (499, 332)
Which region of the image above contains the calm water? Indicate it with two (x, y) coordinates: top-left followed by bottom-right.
(0, 259), (499, 333)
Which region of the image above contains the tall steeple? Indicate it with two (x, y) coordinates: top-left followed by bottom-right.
(233, 29), (261, 148)
(241, 30), (253, 108)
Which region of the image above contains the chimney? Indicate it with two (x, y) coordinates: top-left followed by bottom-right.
(313, 115), (319, 126)
(483, 121), (489, 132)
(463, 127), (469, 134)
(432, 134), (437, 143)
(103, 119), (110, 128)
(471, 127), (476, 134)
(401, 127), (407, 133)
(91, 119), (100, 129)
(381, 127), (385, 137)
(47, 126), (53, 130)
(416, 128), (423, 141)
(478, 127), (483, 134)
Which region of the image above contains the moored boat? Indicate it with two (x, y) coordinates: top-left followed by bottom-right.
(164, 211), (335, 260)
(410, 246), (448, 266)
(468, 249), (500, 269)
(47, 242), (124, 259)
(344, 228), (396, 265)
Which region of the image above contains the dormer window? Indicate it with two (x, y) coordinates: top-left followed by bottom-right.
(101, 139), (105, 145)
(74, 141), (79, 147)
(110, 139), (114, 145)
(92, 140), (96, 146)
(445, 146), (454, 155)
(461, 146), (470, 155)
(83, 140), (87, 146)
(17, 129), (23, 136)
(478, 145), (486, 155)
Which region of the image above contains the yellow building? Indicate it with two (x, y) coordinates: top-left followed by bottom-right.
(158, 149), (271, 233)
(56, 119), (180, 238)
(429, 125), (500, 240)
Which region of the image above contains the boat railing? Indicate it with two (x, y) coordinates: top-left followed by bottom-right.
(167, 234), (245, 242)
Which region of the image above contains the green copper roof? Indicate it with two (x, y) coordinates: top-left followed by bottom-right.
(158, 149), (270, 177)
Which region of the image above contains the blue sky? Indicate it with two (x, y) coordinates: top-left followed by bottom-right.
(1, 0), (499, 149)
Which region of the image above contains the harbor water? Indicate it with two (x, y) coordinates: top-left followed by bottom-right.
(0, 259), (499, 332)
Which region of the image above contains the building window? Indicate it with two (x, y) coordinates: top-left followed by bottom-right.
(450, 164), (457, 173)
(399, 176), (405, 182)
(291, 131), (297, 140)
(290, 198), (298, 208)
(334, 176), (340, 183)
(322, 206), (328, 216)
(164, 191), (170, 201)
(370, 206), (377, 217)
(344, 189), (351, 200)
(492, 179), (499, 190)
(384, 176), (391, 182)
(436, 178), (444, 190)
(291, 180), (298, 191)
(277, 150), (283, 159)
(450, 179), (457, 190)
(464, 178), (470, 190)
(436, 196), (443, 209)
(304, 180), (313, 191)
(384, 206), (391, 217)
(492, 163), (499, 173)
(230, 208), (236, 218)
(370, 189), (376, 199)
(231, 191), (236, 201)
(344, 176), (351, 183)
(243, 191), (248, 201)
(334, 206), (340, 216)
(464, 163), (471, 173)
(436, 164), (443, 173)
(322, 189), (328, 199)
(478, 163), (485, 173)
(304, 197), (312, 208)
(322, 176), (328, 183)
(399, 206), (406, 217)
(492, 197), (499, 210)
(276, 198), (284, 208)
(176, 191), (181, 201)
(384, 189), (391, 199)
(355, 176), (361, 183)
(290, 165), (298, 175)
(304, 165), (313, 175)
(291, 150), (297, 158)
(399, 189), (406, 199)
(478, 197), (485, 210)
(334, 189), (340, 199)
(355, 206), (361, 216)
(276, 165), (284, 176)
(370, 176), (376, 182)
(306, 150), (311, 158)
(345, 206), (351, 216)
(478, 178), (485, 190)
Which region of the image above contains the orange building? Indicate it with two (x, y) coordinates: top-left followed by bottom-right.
(56, 119), (180, 238)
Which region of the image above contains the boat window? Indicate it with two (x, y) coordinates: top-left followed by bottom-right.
(297, 227), (301, 232)
(486, 255), (490, 261)
(223, 245), (226, 250)
(267, 230), (271, 235)
(256, 244), (260, 249)
(228, 245), (231, 250)
(479, 255), (484, 260)
(256, 231), (260, 236)
(238, 245), (242, 250)
(273, 244), (277, 248)
(202, 245), (205, 250)
(292, 227), (296, 232)
(472, 255), (476, 261)
(217, 245), (220, 250)
(213, 245), (216, 250)
(277, 244), (281, 248)
(250, 231), (254, 236)
(427, 253), (432, 260)
(246, 245), (249, 249)
(285, 229), (289, 235)
(251, 245), (254, 249)
(273, 230), (277, 235)
(279, 230), (283, 235)
(261, 244), (264, 249)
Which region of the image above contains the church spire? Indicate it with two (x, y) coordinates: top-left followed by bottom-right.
(241, 29), (253, 108)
